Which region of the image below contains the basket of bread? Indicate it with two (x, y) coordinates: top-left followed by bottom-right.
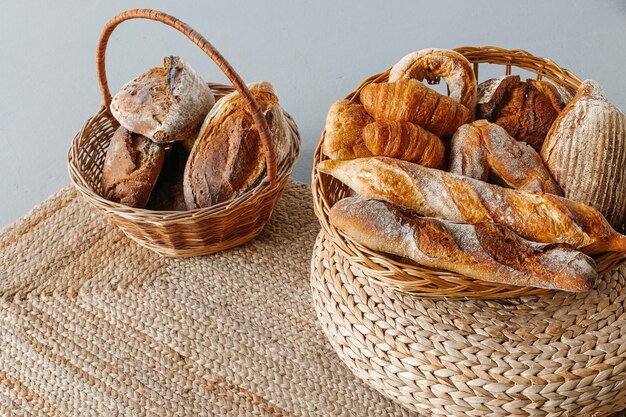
(312, 46), (626, 299)
(68, 9), (300, 257)
(311, 46), (626, 416)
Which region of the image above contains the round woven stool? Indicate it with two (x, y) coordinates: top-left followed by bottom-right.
(310, 231), (626, 416)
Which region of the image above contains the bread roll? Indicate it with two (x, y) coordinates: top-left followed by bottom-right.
(541, 80), (626, 230)
(101, 126), (165, 208)
(183, 82), (289, 209)
(389, 48), (477, 116)
(449, 120), (561, 195)
(476, 76), (567, 151)
(110, 56), (215, 143)
(362, 121), (445, 168)
(322, 100), (373, 160)
(360, 79), (471, 138)
(317, 157), (626, 254)
(330, 197), (596, 292)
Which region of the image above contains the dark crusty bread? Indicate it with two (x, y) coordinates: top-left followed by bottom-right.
(362, 120), (445, 168)
(183, 82), (289, 209)
(330, 197), (596, 292)
(101, 126), (165, 208)
(449, 120), (561, 195)
(476, 75), (567, 151)
(322, 100), (374, 160)
(317, 157), (626, 255)
(541, 80), (626, 230)
(110, 56), (215, 143)
(360, 79), (472, 138)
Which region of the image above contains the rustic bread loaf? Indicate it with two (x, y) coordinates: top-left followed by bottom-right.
(110, 56), (215, 143)
(101, 126), (165, 208)
(541, 80), (626, 230)
(476, 76), (567, 151)
(360, 79), (472, 138)
(389, 48), (477, 116)
(449, 120), (561, 194)
(362, 121), (445, 168)
(183, 81), (289, 209)
(330, 197), (596, 292)
(321, 100), (373, 160)
(317, 157), (626, 254)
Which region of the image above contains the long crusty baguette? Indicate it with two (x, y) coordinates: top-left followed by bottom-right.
(449, 120), (562, 195)
(317, 157), (626, 254)
(330, 197), (596, 291)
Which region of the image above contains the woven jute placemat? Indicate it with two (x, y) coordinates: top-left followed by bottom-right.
(0, 180), (414, 416)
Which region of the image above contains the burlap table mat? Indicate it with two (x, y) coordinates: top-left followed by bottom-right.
(0, 180), (624, 416)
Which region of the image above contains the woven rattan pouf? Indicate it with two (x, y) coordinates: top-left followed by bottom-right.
(310, 231), (626, 416)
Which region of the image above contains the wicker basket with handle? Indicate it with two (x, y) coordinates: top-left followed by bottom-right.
(311, 45), (626, 300)
(68, 9), (300, 257)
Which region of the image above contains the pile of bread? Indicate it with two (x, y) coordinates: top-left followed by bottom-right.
(101, 56), (290, 211)
(319, 48), (626, 292)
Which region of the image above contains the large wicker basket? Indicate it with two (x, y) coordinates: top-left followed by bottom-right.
(311, 46), (626, 299)
(68, 9), (300, 257)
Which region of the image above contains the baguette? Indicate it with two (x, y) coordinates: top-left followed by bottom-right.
(330, 197), (596, 292)
(317, 157), (626, 254)
(449, 120), (561, 195)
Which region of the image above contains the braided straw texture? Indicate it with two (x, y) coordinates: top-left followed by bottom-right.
(311, 45), (626, 299)
(0, 181), (420, 417)
(311, 230), (626, 416)
(68, 9), (300, 258)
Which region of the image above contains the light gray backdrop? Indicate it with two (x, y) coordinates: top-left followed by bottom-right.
(1, 0), (625, 227)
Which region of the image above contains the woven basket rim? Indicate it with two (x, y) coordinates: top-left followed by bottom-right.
(68, 82), (301, 223)
(311, 45), (626, 299)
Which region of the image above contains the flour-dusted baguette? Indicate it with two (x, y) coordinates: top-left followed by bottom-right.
(322, 100), (373, 160)
(360, 79), (472, 138)
(389, 48), (477, 116)
(330, 197), (596, 292)
(449, 120), (562, 195)
(111, 56), (215, 143)
(541, 80), (626, 230)
(362, 120), (445, 168)
(317, 157), (626, 254)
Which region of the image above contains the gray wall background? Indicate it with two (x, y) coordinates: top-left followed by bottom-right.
(1, 0), (625, 227)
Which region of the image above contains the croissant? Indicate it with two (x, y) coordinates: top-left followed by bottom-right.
(449, 120), (562, 195)
(541, 80), (626, 230)
(360, 79), (472, 138)
(321, 99), (374, 160)
(317, 157), (626, 255)
(362, 120), (445, 168)
(389, 48), (477, 116)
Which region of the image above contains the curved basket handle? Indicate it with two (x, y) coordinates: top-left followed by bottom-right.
(96, 9), (276, 185)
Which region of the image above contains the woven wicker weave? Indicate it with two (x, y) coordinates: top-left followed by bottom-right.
(68, 9), (300, 257)
(311, 230), (626, 416)
(311, 45), (626, 299)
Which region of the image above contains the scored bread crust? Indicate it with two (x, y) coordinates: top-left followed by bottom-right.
(317, 157), (626, 255)
(101, 126), (165, 208)
(389, 48), (477, 116)
(330, 197), (596, 292)
(541, 79), (626, 230)
(360, 79), (471, 138)
(110, 56), (215, 143)
(449, 120), (562, 194)
(183, 81), (289, 209)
